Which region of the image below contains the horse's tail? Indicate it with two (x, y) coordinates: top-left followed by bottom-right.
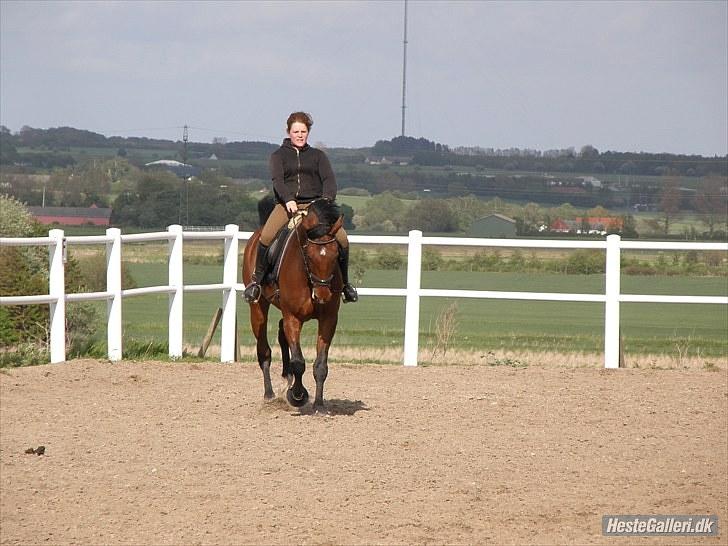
(257, 194), (276, 226)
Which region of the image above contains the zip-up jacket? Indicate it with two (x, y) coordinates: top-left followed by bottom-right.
(269, 138), (337, 205)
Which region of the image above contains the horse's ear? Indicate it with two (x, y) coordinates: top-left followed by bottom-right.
(330, 215), (344, 235)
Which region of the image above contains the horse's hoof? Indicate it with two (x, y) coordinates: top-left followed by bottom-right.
(312, 404), (329, 416)
(287, 387), (309, 408)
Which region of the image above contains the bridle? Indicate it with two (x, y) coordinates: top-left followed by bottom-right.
(292, 202), (340, 297)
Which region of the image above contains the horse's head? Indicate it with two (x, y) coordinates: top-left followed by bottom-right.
(299, 199), (343, 304)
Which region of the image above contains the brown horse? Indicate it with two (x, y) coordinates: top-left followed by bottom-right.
(242, 199), (343, 412)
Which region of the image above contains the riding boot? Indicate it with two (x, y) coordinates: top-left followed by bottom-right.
(338, 246), (358, 303)
(243, 242), (269, 303)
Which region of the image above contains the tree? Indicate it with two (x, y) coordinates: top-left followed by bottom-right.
(403, 199), (457, 232)
(553, 203), (577, 220)
(447, 195), (489, 231)
(621, 214), (638, 238)
(693, 177), (728, 236)
(579, 145), (599, 158)
(360, 192), (407, 230)
(587, 205), (610, 217)
(0, 126), (19, 165)
(659, 177), (682, 235)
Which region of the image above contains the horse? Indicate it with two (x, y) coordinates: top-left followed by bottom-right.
(242, 198), (344, 412)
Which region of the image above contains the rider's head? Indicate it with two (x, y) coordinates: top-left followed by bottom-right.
(286, 112), (313, 132)
(286, 112), (313, 149)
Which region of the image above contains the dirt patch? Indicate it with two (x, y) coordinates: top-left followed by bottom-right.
(1, 360), (726, 545)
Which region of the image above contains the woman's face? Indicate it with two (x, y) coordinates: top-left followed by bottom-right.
(288, 122), (309, 148)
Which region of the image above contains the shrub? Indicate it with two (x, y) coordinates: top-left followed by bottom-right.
(422, 248), (444, 271)
(75, 253), (138, 291)
(565, 250), (604, 274)
(373, 248), (404, 270)
(467, 250), (503, 272)
(0, 343), (48, 368)
(0, 195), (102, 362)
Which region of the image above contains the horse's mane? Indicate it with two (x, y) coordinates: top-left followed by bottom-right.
(306, 199), (341, 239)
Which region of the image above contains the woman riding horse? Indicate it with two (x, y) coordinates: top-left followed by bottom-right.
(242, 196), (345, 410)
(243, 111), (358, 304)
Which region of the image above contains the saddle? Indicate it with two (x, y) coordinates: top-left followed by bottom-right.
(261, 212), (306, 286)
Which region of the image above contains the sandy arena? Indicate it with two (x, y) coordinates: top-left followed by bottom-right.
(1, 359), (726, 545)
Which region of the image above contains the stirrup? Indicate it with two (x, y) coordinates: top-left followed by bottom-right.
(243, 282), (262, 303)
(342, 284), (358, 303)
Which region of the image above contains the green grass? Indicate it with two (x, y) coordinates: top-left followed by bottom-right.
(110, 264), (727, 358)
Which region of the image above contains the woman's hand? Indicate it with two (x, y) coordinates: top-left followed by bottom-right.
(285, 200), (298, 214)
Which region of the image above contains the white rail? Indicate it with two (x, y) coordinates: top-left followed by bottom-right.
(1, 227), (726, 367)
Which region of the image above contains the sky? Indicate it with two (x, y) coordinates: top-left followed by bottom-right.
(1, 0), (726, 156)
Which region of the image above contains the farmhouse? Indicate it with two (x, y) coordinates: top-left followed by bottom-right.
(28, 205), (111, 226)
(550, 216), (624, 235)
(468, 214), (517, 238)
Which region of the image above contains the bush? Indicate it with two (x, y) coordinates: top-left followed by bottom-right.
(565, 250), (604, 274)
(373, 248), (404, 270)
(467, 250), (503, 272)
(0, 195), (102, 363)
(422, 248), (444, 271)
(0, 246), (49, 346)
(75, 253), (138, 291)
(0, 343), (49, 368)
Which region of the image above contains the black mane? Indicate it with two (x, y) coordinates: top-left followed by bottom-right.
(306, 199), (341, 239)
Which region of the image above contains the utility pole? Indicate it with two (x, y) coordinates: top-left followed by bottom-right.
(401, 0), (408, 137)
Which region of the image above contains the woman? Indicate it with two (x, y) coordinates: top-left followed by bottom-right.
(243, 111), (358, 304)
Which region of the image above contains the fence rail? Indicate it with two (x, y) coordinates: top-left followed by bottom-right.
(2, 226), (726, 367)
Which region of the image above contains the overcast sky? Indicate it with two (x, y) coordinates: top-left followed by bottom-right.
(1, 0), (726, 156)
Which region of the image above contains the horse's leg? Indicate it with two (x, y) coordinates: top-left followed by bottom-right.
(282, 315), (308, 407)
(312, 312), (338, 412)
(250, 299), (274, 400)
(278, 318), (293, 389)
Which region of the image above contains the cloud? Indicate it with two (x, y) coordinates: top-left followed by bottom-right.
(1, 0), (725, 154)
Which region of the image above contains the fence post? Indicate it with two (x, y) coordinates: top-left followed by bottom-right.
(106, 228), (122, 361)
(168, 225), (184, 359)
(604, 234), (621, 368)
(220, 224), (239, 363)
(403, 230), (422, 367)
(48, 228), (66, 363)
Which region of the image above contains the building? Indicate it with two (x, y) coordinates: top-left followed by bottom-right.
(144, 159), (200, 178)
(28, 205), (112, 226)
(550, 216), (624, 235)
(468, 214), (517, 238)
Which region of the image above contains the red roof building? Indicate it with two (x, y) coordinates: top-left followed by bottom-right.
(28, 205), (112, 226)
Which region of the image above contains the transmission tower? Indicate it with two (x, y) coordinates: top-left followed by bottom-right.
(183, 125), (189, 226)
(401, 0), (408, 137)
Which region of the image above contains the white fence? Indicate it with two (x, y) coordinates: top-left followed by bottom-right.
(1, 226), (726, 368)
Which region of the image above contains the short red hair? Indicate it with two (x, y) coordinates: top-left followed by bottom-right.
(286, 111), (313, 131)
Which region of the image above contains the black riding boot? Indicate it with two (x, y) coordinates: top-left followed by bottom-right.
(338, 246), (358, 303)
(243, 242), (269, 303)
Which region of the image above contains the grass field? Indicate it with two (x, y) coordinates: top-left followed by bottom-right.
(80, 264), (726, 362)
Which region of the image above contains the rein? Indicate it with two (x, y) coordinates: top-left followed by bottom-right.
(292, 209), (339, 297)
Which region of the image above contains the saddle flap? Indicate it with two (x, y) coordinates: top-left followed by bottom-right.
(263, 224), (298, 285)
